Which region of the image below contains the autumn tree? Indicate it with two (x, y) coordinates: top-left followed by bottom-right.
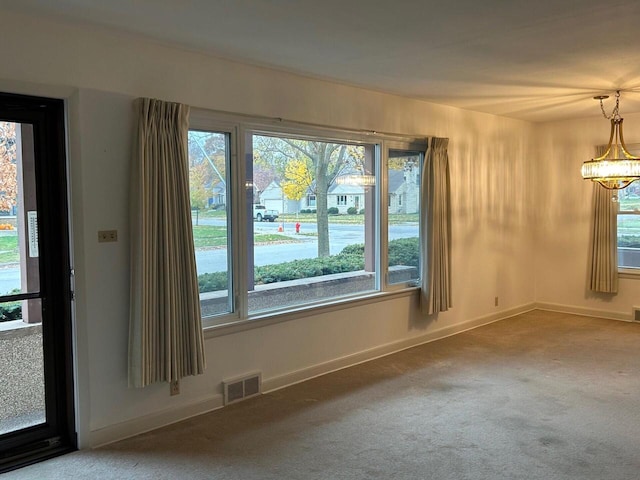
(0, 122), (18, 213)
(188, 131), (229, 208)
(254, 135), (360, 257)
(281, 158), (313, 202)
(189, 162), (209, 210)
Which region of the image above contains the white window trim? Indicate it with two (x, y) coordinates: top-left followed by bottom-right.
(617, 143), (640, 275)
(190, 108), (427, 330)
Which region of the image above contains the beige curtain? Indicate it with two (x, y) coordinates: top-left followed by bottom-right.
(588, 147), (618, 293)
(129, 98), (205, 388)
(421, 137), (452, 315)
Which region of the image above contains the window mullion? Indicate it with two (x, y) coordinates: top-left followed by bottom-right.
(234, 126), (250, 319)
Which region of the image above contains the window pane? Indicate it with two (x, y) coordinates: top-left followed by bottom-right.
(387, 149), (422, 285)
(248, 134), (377, 314)
(618, 211), (640, 269)
(188, 130), (232, 317)
(0, 122), (40, 296)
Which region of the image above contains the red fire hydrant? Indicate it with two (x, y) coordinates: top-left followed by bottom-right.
(295, 222), (301, 234)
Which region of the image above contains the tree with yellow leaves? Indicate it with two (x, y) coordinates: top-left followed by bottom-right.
(282, 158), (313, 202)
(0, 122), (18, 213)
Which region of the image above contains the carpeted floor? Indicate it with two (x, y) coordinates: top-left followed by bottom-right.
(5, 310), (640, 479)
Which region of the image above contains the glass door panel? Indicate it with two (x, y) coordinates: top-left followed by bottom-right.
(0, 121), (45, 435)
(0, 93), (75, 473)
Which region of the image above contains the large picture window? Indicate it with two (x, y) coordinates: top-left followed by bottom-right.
(189, 110), (426, 327)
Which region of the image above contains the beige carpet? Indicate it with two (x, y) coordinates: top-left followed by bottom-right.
(6, 310), (640, 479)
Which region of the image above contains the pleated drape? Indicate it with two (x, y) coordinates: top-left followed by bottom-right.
(420, 137), (452, 315)
(129, 98), (205, 388)
(588, 147), (618, 293)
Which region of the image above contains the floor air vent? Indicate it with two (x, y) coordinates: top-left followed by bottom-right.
(223, 373), (262, 405)
(633, 308), (640, 322)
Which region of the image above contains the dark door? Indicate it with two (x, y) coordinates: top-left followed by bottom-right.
(0, 92), (75, 472)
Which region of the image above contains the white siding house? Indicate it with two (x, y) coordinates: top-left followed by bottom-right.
(260, 181), (299, 213)
(388, 166), (419, 214)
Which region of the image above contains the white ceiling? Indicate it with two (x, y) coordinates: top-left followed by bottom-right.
(6, 0), (640, 122)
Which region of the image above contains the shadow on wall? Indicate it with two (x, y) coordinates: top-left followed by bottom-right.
(453, 121), (533, 235)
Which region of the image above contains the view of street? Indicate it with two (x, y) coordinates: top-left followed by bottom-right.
(193, 218), (417, 274)
(0, 220), (419, 295)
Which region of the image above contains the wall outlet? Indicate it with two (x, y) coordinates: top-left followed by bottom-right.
(98, 230), (118, 243)
(170, 379), (180, 396)
(494, 296), (499, 307)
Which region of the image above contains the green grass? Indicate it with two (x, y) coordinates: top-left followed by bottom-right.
(619, 215), (640, 236)
(192, 225), (229, 248)
(192, 225), (293, 248)
(0, 236), (19, 264)
(0, 226), (294, 265)
(619, 198), (640, 211)
(197, 209), (227, 219)
(196, 209), (419, 225)
(280, 213), (419, 225)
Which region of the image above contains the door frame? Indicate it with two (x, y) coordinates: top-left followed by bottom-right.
(0, 92), (76, 472)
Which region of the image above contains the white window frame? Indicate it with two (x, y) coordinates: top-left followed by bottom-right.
(384, 144), (425, 289)
(617, 143), (640, 276)
(190, 108), (426, 332)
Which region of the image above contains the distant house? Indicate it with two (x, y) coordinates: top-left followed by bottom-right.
(208, 180), (226, 208)
(388, 165), (419, 214)
(259, 170), (419, 215)
(260, 181), (299, 213)
(326, 182), (366, 213)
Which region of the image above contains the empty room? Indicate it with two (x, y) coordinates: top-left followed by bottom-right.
(1, 1), (639, 479)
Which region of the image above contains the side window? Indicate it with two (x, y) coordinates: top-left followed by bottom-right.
(387, 149), (423, 285)
(618, 184), (640, 270)
(617, 142), (640, 272)
(188, 130), (233, 317)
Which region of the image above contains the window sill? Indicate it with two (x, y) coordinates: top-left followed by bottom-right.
(202, 286), (420, 339)
(619, 267), (640, 279)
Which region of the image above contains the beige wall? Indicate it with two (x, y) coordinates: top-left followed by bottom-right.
(1, 11), (537, 447)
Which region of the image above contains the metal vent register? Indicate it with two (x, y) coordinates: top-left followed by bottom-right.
(223, 373), (262, 405)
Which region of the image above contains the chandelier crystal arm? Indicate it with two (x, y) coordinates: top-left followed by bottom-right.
(594, 119), (616, 160)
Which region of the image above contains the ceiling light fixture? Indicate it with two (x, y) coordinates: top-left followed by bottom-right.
(581, 90), (640, 190)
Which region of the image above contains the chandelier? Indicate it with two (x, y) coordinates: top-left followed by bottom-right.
(581, 91), (640, 190)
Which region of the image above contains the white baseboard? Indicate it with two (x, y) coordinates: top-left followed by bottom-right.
(90, 393), (224, 448)
(262, 302), (536, 393)
(534, 302), (633, 322)
(89, 302), (537, 448)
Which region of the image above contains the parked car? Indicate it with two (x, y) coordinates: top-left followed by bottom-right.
(253, 204), (279, 222)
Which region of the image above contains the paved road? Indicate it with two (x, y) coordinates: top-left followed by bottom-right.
(0, 221), (419, 294)
(195, 220), (418, 274)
